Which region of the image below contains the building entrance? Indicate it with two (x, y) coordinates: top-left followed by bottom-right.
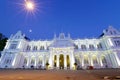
(59, 54), (64, 69)
(67, 55), (70, 69)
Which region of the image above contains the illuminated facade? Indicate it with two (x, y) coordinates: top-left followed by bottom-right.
(0, 26), (120, 70)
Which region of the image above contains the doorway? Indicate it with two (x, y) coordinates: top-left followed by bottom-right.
(67, 55), (70, 69)
(59, 54), (64, 69)
(54, 55), (57, 67)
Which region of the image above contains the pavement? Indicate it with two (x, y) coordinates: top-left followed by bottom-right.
(0, 69), (120, 80)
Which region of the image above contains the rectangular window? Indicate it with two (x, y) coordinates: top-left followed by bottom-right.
(97, 43), (102, 49)
(81, 45), (86, 50)
(9, 44), (17, 49)
(89, 45), (94, 50)
(26, 46), (31, 51)
(4, 58), (11, 64)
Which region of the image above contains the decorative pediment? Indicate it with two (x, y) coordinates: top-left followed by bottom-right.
(10, 31), (25, 40)
(103, 26), (120, 36)
(59, 33), (65, 39)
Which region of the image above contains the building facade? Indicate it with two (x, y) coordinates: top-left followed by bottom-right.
(0, 26), (120, 70)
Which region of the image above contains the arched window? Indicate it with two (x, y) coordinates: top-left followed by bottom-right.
(43, 46), (44, 50)
(92, 56), (98, 64)
(101, 56), (107, 64)
(38, 58), (42, 64)
(31, 58), (35, 64)
(24, 58), (27, 64)
(84, 56), (89, 64)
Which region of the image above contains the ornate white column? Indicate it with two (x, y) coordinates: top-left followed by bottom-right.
(89, 55), (92, 66)
(109, 53), (116, 68)
(70, 52), (75, 70)
(96, 56), (99, 68)
(48, 53), (53, 69)
(27, 56), (30, 68)
(110, 52), (119, 68)
(57, 55), (59, 69)
(12, 54), (17, 68)
(64, 55), (67, 69)
(42, 55), (45, 68)
(90, 56), (93, 66)
(34, 57), (37, 67)
(114, 52), (120, 66)
(99, 57), (103, 67)
(81, 54), (84, 67)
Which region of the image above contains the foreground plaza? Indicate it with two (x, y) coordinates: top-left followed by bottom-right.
(0, 69), (120, 80)
(0, 26), (120, 70)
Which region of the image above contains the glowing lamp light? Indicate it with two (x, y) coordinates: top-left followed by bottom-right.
(15, 0), (41, 16)
(25, 0), (35, 11)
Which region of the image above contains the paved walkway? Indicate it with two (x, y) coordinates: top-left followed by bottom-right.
(0, 69), (119, 80)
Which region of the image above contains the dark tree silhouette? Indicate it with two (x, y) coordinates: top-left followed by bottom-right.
(0, 33), (8, 57)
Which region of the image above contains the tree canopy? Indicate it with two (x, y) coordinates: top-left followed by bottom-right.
(0, 33), (8, 51)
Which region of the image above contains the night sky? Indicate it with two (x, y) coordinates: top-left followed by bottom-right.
(0, 0), (120, 40)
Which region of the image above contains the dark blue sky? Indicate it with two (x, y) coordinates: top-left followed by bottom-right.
(0, 0), (120, 39)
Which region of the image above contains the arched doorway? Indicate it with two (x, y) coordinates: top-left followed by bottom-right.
(101, 56), (107, 68)
(59, 54), (64, 69)
(92, 55), (98, 65)
(54, 55), (57, 67)
(67, 55), (70, 69)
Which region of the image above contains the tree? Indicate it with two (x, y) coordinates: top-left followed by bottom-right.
(0, 33), (8, 57)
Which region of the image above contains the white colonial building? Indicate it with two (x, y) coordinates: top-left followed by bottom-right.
(0, 26), (120, 70)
